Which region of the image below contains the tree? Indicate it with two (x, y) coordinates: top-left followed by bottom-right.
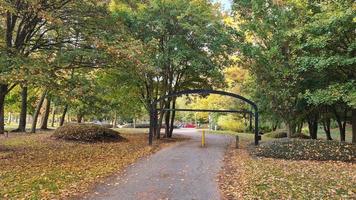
(232, 0), (309, 137)
(299, 0), (355, 142)
(232, 0), (355, 141)
(110, 0), (233, 138)
(0, 0), (108, 133)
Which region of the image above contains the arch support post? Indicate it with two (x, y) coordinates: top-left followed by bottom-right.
(249, 113), (253, 131)
(254, 110), (259, 145)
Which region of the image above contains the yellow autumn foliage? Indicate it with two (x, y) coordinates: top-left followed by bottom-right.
(217, 115), (246, 132)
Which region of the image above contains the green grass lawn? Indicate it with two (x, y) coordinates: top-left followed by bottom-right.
(316, 126), (352, 142)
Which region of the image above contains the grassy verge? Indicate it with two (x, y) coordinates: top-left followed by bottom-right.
(219, 139), (356, 199)
(317, 126), (352, 142)
(201, 129), (276, 143)
(0, 129), (182, 199)
(198, 129), (255, 139)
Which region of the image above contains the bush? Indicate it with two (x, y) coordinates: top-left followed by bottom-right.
(259, 125), (272, 133)
(253, 139), (356, 162)
(217, 115), (245, 132)
(265, 130), (310, 139)
(52, 123), (125, 142)
(291, 133), (310, 139)
(264, 130), (288, 138)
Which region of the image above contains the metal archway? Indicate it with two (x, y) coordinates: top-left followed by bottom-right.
(149, 89), (260, 145)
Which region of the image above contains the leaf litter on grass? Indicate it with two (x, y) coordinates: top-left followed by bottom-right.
(219, 140), (356, 200)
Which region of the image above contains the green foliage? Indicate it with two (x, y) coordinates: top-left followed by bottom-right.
(110, 0), (234, 108)
(305, 81), (356, 108)
(52, 123), (125, 142)
(233, 0), (355, 139)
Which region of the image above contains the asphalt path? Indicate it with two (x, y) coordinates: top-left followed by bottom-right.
(84, 128), (232, 200)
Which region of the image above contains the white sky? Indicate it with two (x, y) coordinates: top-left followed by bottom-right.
(213, 0), (232, 11)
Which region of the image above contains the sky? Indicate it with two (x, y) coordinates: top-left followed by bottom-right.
(213, 0), (233, 11)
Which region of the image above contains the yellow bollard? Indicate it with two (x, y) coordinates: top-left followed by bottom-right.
(201, 130), (205, 147)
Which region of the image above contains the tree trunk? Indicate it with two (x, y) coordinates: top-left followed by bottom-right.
(322, 117), (332, 140)
(156, 106), (165, 139)
(59, 105), (68, 126)
(18, 86), (28, 132)
(113, 112), (117, 128)
(153, 110), (158, 138)
(51, 103), (56, 127)
(338, 121), (346, 142)
(164, 100), (171, 137)
(0, 84), (8, 134)
(77, 114), (83, 123)
(31, 90), (47, 133)
(352, 109), (356, 144)
(156, 111), (164, 139)
(164, 111), (170, 137)
(168, 98), (177, 138)
(40, 97), (51, 130)
(333, 108), (347, 142)
(272, 122), (278, 131)
(286, 121), (296, 138)
(296, 122), (303, 134)
(307, 113), (318, 139)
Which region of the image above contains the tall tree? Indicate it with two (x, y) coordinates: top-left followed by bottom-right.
(232, 0), (309, 137)
(0, 0), (116, 133)
(110, 0), (233, 138)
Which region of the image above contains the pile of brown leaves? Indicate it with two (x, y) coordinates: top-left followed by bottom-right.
(52, 123), (125, 142)
(254, 139), (355, 162)
(219, 142), (356, 199)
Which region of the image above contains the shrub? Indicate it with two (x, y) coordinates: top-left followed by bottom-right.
(291, 133), (310, 139)
(265, 130), (310, 139)
(259, 125), (272, 133)
(52, 123), (125, 142)
(253, 139), (356, 162)
(217, 115), (245, 132)
(264, 130), (288, 138)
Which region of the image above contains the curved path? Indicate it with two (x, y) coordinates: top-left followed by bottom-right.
(84, 129), (232, 200)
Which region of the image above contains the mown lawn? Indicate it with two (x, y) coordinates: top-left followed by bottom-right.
(317, 126), (353, 142)
(0, 129), (178, 199)
(219, 139), (356, 199)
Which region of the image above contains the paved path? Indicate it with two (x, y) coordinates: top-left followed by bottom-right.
(84, 129), (232, 200)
